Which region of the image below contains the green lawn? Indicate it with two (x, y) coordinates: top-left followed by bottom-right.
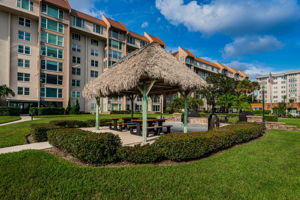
(0, 114), (169, 148)
(0, 116), (21, 124)
(279, 118), (300, 128)
(0, 130), (299, 200)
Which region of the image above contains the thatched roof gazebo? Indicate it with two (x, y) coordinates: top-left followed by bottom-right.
(83, 42), (206, 142)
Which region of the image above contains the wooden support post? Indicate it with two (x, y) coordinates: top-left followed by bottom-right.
(138, 81), (155, 142)
(142, 85), (148, 142)
(95, 97), (100, 130)
(183, 94), (188, 133)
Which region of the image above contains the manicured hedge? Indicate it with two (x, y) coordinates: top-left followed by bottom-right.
(31, 124), (60, 142)
(253, 110), (271, 115)
(49, 119), (112, 128)
(264, 115), (278, 122)
(155, 123), (265, 162)
(0, 107), (20, 116)
(29, 107), (65, 116)
(48, 129), (121, 164)
(50, 120), (87, 128)
(118, 144), (163, 164)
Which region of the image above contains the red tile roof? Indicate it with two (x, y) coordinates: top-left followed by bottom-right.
(182, 49), (195, 58)
(172, 51), (178, 57)
(148, 34), (165, 47)
(105, 17), (128, 32)
(128, 31), (149, 42)
(194, 57), (219, 68)
(71, 9), (107, 27)
(43, 0), (71, 10)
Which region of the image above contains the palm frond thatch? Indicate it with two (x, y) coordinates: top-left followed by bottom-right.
(83, 42), (206, 98)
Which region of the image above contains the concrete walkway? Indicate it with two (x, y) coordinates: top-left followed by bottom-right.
(0, 142), (52, 154)
(0, 116), (36, 126)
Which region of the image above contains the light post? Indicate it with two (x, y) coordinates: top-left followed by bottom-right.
(262, 84), (265, 123)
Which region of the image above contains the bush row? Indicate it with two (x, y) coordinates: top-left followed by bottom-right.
(29, 107), (65, 116)
(155, 123), (265, 162)
(45, 123), (265, 165)
(49, 119), (111, 128)
(48, 129), (121, 164)
(0, 107), (20, 116)
(31, 124), (60, 142)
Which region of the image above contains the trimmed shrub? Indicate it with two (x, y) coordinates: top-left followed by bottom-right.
(31, 124), (60, 142)
(29, 107), (65, 115)
(118, 144), (164, 164)
(85, 119), (112, 127)
(265, 115), (278, 122)
(0, 106), (20, 116)
(48, 129), (122, 164)
(50, 120), (87, 128)
(155, 123), (265, 162)
(253, 110), (271, 115)
(110, 110), (131, 114)
(228, 116), (239, 124)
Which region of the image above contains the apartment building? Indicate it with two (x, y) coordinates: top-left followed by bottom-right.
(253, 70), (300, 114)
(0, 0), (248, 114)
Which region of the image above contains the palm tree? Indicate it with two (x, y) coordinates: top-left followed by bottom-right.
(0, 85), (15, 100)
(217, 94), (235, 114)
(233, 94), (251, 113)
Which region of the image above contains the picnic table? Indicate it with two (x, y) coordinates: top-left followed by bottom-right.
(110, 117), (138, 131)
(131, 119), (168, 136)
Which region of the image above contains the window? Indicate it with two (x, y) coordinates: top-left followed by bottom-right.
(41, 17), (64, 33)
(91, 49), (99, 56)
(17, 72), (30, 82)
(108, 50), (122, 59)
(90, 103), (96, 110)
(18, 45), (30, 55)
(140, 40), (148, 47)
(91, 39), (98, 46)
(90, 70), (98, 78)
(72, 56), (81, 64)
(41, 60), (63, 72)
(152, 97), (160, 103)
(40, 87), (62, 98)
(40, 45), (63, 59)
(41, 73), (63, 85)
(17, 87), (30, 95)
(72, 44), (81, 52)
(152, 105), (160, 112)
(93, 24), (103, 34)
(109, 39), (122, 50)
(19, 17), (30, 27)
(72, 80), (80, 87)
(17, 0), (33, 11)
(72, 33), (80, 41)
(18, 59), (30, 68)
(72, 67), (81, 75)
(109, 30), (125, 40)
(72, 16), (85, 28)
(41, 3), (64, 19)
(41, 32), (64, 47)
(18, 31), (31, 41)
(108, 61), (116, 67)
(91, 60), (98, 67)
(71, 91), (81, 98)
(127, 36), (136, 45)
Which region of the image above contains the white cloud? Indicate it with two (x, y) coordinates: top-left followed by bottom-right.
(223, 35), (284, 58)
(155, 0), (300, 35)
(69, 0), (104, 19)
(226, 61), (284, 80)
(141, 21), (149, 28)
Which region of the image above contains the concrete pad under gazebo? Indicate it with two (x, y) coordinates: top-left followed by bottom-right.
(83, 42), (206, 142)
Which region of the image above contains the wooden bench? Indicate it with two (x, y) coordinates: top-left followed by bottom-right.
(147, 126), (163, 135)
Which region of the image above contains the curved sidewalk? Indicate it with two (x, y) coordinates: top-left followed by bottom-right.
(0, 116), (36, 126)
(0, 142), (52, 154)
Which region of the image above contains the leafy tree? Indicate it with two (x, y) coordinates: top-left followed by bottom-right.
(70, 99), (80, 114)
(65, 98), (71, 114)
(198, 73), (237, 113)
(171, 97), (203, 112)
(217, 94), (236, 114)
(273, 101), (286, 116)
(236, 79), (260, 95)
(0, 85), (15, 100)
(233, 94), (251, 112)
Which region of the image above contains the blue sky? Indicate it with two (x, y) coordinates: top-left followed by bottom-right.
(70, 0), (300, 79)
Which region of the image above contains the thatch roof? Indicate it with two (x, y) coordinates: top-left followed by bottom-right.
(83, 43), (206, 98)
